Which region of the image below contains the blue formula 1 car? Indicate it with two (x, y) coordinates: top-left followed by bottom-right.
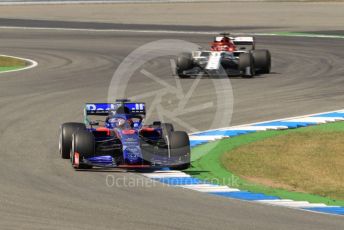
(59, 99), (191, 170)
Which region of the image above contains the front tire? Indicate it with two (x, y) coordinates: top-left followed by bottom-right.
(171, 163), (190, 171)
(168, 131), (191, 170)
(59, 122), (86, 159)
(176, 53), (193, 78)
(238, 52), (255, 78)
(252, 49), (271, 74)
(161, 123), (174, 143)
(71, 130), (95, 169)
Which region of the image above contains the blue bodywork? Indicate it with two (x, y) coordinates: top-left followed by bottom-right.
(81, 102), (187, 168)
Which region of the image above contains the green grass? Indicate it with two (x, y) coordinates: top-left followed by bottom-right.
(0, 56), (27, 72)
(187, 121), (344, 206)
(0, 56), (26, 66)
(0, 66), (25, 72)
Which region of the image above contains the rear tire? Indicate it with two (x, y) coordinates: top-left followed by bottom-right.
(238, 52), (255, 78)
(176, 53), (193, 78)
(252, 49), (271, 74)
(59, 123), (86, 159)
(71, 130), (95, 169)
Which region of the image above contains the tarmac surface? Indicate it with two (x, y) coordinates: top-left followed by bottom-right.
(0, 1), (344, 32)
(0, 2), (344, 229)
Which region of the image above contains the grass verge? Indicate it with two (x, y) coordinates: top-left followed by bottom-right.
(0, 56), (27, 72)
(187, 121), (344, 206)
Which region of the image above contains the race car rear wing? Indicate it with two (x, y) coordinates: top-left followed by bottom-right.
(232, 36), (255, 50)
(84, 103), (146, 116)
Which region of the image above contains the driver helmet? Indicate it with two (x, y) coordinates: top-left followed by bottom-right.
(221, 36), (230, 43)
(107, 106), (134, 128)
(115, 106), (131, 115)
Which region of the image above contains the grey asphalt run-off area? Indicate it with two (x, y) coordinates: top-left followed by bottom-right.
(0, 1), (344, 230)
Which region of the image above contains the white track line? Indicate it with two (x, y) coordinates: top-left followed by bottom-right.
(286, 117), (341, 123)
(257, 200), (329, 208)
(189, 135), (225, 141)
(179, 184), (240, 192)
(217, 125), (289, 131)
(142, 173), (191, 178)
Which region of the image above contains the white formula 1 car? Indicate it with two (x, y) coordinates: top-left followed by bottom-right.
(176, 33), (271, 78)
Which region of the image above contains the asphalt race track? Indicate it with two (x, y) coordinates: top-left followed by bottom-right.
(1, 24), (344, 229)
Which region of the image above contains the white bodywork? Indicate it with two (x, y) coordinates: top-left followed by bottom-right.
(232, 36), (255, 43)
(186, 36), (255, 71)
(231, 36), (255, 50)
(205, 52), (222, 70)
